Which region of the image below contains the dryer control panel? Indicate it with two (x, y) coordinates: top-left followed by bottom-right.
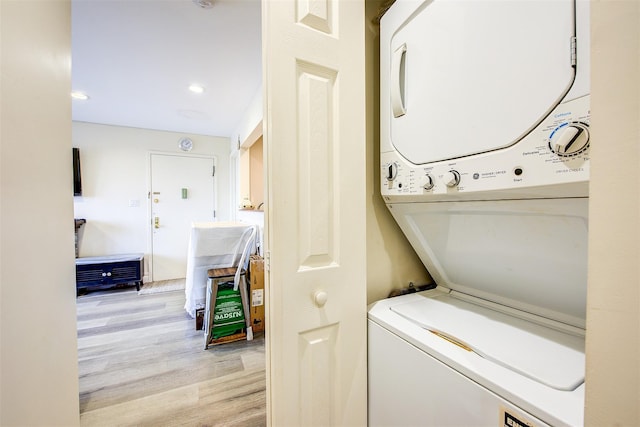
(381, 95), (590, 202)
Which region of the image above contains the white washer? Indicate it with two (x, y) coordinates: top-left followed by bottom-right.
(369, 0), (590, 426)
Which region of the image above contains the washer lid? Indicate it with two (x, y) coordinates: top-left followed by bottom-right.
(388, 0), (575, 164)
(386, 198), (589, 329)
(391, 293), (585, 391)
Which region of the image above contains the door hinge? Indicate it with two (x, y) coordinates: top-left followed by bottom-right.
(570, 36), (577, 67)
(212, 165), (216, 177)
(213, 210), (216, 218)
(265, 250), (271, 272)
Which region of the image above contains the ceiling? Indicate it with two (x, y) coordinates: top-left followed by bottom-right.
(71, 0), (262, 138)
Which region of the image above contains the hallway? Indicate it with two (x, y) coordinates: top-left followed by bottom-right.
(77, 287), (265, 426)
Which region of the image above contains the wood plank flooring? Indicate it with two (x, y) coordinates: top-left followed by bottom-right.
(77, 286), (266, 426)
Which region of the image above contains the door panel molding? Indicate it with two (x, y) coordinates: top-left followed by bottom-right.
(299, 323), (339, 426)
(297, 0), (334, 34)
(296, 61), (339, 270)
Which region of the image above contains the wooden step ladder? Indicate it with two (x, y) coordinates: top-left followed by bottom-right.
(204, 267), (252, 349)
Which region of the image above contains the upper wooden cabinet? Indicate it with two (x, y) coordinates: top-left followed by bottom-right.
(239, 134), (264, 210)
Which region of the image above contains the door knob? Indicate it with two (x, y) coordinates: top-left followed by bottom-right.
(154, 217), (160, 229)
(313, 290), (328, 307)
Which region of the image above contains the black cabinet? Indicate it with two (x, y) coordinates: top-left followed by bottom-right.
(76, 254), (144, 292)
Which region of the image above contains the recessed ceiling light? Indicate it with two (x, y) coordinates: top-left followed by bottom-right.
(189, 84), (205, 94)
(193, 0), (214, 9)
(71, 91), (89, 100)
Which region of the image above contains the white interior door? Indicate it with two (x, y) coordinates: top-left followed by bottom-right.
(150, 153), (215, 281)
(263, 0), (367, 425)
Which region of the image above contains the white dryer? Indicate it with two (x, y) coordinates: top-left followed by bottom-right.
(369, 0), (590, 426)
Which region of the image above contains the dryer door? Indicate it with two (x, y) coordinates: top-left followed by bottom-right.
(387, 0), (575, 164)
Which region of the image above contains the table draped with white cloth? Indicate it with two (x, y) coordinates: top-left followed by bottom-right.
(184, 222), (256, 318)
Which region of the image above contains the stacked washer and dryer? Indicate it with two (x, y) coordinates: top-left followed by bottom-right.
(368, 0), (590, 426)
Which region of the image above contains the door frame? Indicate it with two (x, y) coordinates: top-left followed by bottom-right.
(147, 150), (218, 282)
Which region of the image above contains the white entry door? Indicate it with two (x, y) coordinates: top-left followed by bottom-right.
(263, 0), (367, 425)
(150, 153), (215, 281)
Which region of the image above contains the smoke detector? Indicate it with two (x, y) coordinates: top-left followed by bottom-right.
(193, 0), (214, 9)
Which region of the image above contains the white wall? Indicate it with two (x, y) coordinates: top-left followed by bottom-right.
(72, 122), (231, 277)
(231, 86), (263, 153)
(0, 1), (80, 425)
(585, 2), (640, 424)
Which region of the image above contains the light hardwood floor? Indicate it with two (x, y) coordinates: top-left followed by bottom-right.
(77, 286), (266, 426)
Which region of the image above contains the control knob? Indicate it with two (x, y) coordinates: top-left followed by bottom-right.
(422, 174), (435, 190)
(443, 170), (460, 187)
(385, 162), (398, 181)
(549, 122), (590, 157)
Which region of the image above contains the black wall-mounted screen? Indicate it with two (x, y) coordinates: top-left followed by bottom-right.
(73, 147), (82, 196)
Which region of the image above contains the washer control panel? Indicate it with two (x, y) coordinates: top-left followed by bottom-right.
(382, 95), (590, 200)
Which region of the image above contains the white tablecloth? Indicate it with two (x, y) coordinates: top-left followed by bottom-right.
(184, 222), (254, 317)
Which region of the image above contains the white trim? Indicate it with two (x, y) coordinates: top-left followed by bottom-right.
(240, 119), (263, 149)
(229, 149), (240, 222)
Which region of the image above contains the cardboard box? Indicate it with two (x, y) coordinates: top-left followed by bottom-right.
(249, 255), (265, 333)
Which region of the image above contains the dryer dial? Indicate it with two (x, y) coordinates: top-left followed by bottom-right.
(443, 170), (461, 187)
(422, 174), (435, 190)
(549, 122), (590, 157)
(385, 162), (399, 181)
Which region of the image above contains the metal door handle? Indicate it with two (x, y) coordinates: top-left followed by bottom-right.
(154, 217), (160, 229)
(391, 43), (407, 117)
